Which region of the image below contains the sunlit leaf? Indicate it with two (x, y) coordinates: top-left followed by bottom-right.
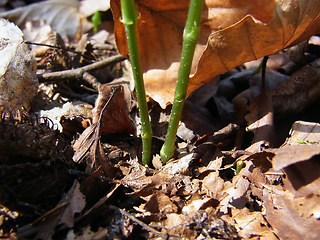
(111, 0), (320, 108)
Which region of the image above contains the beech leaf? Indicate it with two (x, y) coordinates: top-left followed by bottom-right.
(111, 0), (320, 108)
(0, 19), (38, 114)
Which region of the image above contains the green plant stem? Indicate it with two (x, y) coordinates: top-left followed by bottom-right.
(160, 0), (203, 163)
(121, 0), (152, 165)
(91, 11), (101, 34)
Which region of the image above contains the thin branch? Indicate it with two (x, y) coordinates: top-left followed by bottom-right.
(25, 41), (83, 55)
(37, 54), (126, 83)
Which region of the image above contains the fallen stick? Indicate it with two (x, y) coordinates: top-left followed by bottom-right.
(37, 54), (126, 83)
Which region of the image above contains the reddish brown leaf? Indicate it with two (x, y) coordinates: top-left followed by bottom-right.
(111, 0), (320, 107)
(93, 84), (136, 135)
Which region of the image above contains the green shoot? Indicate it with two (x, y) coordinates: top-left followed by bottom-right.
(236, 160), (245, 175)
(92, 11), (101, 34)
(120, 0), (152, 165)
(160, 0), (203, 163)
(296, 139), (317, 144)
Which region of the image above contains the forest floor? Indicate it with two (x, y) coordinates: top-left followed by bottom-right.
(0, 1), (320, 239)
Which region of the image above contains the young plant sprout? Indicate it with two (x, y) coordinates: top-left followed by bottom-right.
(160, 0), (203, 163)
(120, 0), (203, 164)
(120, 0), (152, 165)
(91, 11), (101, 34)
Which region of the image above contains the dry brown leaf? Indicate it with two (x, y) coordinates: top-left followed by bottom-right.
(30, 203), (69, 240)
(232, 150), (320, 239)
(144, 192), (178, 215)
(219, 163), (251, 213)
(73, 122), (99, 165)
(111, 0), (320, 107)
(263, 189), (320, 240)
(273, 58), (320, 116)
(58, 181), (86, 228)
(0, 18), (38, 115)
(270, 121), (320, 198)
(271, 144), (320, 197)
(245, 151), (274, 173)
(181, 198), (213, 216)
(224, 132), (320, 239)
(163, 213), (193, 238)
(229, 208), (278, 239)
(73, 86), (130, 176)
(272, 144), (320, 171)
(0, 0), (92, 40)
(93, 84), (136, 135)
(122, 154), (197, 198)
(283, 156), (320, 198)
(119, 159), (152, 191)
(202, 171), (224, 199)
(286, 121), (320, 145)
(164, 209), (239, 239)
(245, 89), (276, 151)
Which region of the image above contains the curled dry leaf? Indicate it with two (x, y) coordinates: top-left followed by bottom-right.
(272, 121), (320, 171)
(111, 0), (320, 108)
(0, 18), (38, 115)
(272, 144), (320, 171)
(73, 85), (134, 179)
(182, 198), (213, 216)
(93, 84), (136, 135)
(271, 121), (320, 198)
(245, 89), (277, 152)
(219, 161), (252, 214)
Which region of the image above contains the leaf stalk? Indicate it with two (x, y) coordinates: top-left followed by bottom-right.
(160, 0), (203, 163)
(120, 0), (152, 165)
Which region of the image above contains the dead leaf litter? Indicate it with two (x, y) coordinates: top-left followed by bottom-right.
(0, 0), (320, 239)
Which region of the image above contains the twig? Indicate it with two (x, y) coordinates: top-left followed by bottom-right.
(25, 41), (84, 55)
(82, 72), (99, 90)
(37, 54), (126, 83)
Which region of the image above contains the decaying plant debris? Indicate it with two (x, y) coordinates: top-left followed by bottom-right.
(0, 1), (320, 239)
